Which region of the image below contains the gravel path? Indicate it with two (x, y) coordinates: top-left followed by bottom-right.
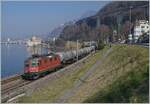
(54, 48), (113, 103)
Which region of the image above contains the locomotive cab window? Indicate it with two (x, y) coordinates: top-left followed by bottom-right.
(32, 59), (37, 66)
(32, 62), (37, 66)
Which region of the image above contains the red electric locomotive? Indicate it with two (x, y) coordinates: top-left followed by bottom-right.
(22, 53), (62, 79)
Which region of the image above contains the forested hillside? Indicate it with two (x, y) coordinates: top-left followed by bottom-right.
(59, 1), (149, 42)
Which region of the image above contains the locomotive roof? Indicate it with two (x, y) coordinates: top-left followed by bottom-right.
(26, 52), (57, 61)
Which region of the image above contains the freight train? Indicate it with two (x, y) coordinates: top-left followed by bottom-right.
(22, 46), (95, 79)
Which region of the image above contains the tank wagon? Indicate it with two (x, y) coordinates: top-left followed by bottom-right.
(22, 46), (95, 79)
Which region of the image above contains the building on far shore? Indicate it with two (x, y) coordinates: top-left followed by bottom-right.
(26, 36), (42, 46)
(133, 20), (149, 43)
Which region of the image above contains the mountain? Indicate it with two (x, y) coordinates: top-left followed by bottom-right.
(79, 10), (97, 20)
(49, 25), (65, 38)
(59, 1), (149, 42)
(48, 20), (76, 39)
(47, 10), (96, 39)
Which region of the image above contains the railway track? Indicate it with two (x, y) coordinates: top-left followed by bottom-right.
(1, 74), (21, 85)
(1, 61), (77, 103)
(1, 76), (32, 103)
(2, 80), (31, 95)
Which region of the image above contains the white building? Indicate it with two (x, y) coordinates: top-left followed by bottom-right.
(26, 36), (42, 46)
(128, 34), (133, 43)
(133, 20), (149, 42)
(7, 38), (10, 42)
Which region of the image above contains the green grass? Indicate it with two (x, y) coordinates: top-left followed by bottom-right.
(18, 46), (110, 103)
(84, 65), (149, 103)
(65, 44), (148, 103)
(84, 44), (149, 103)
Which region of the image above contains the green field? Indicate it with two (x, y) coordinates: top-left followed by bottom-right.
(18, 44), (149, 103)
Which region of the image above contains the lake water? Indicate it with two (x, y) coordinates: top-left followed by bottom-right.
(1, 44), (48, 78)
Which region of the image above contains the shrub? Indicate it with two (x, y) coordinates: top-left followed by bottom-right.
(97, 39), (105, 50)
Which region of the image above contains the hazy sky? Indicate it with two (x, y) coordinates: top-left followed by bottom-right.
(2, 1), (110, 40)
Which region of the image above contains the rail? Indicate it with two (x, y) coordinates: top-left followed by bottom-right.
(1, 76), (32, 103)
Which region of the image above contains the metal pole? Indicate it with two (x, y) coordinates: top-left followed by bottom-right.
(76, 40), (78, 61)
(90, 41), (92, 51)
(68, 41), (70, 49)
(129, 6), (132, 35)
(48, 42), (50, 54)
(129, 6), (133, 43)
(53, 37), (55, 50)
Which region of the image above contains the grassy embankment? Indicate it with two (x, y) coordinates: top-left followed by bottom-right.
(66, 44), (149, 103)
(18, 44), (149, 103)
(84, 45), (149, 103)
(18, 45), (110, 103)
(84, 65), (149, 103)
